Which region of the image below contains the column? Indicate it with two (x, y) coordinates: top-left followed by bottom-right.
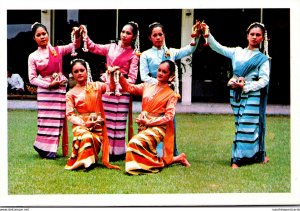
(41, 10), (53, 45)
(181, 9), (194, 105)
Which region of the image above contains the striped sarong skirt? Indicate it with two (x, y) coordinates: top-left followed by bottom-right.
(33, 86), (66, 159)
(230, 89), (266, 166)
(102, 93), (130, 161)
(125, 125), (166, 175)
(65, 124), (103, 170)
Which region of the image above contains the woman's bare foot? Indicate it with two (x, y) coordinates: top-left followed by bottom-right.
(231, 163), (239, 169)
(172, 153), (191, 167)
(263, 156), (269, 164)
(179, 153), (191, 167)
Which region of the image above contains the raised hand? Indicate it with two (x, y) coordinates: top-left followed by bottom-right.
(79, 25), (88, 52)
(71, 27), (80, 56)
(72, 27), (81, 39)
(190, 20), (202, 46)
(79, 25), (87, 37)
(200, 22), (210, 46)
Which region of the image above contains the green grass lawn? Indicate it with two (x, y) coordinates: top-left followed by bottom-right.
(7, 110), (290, 194)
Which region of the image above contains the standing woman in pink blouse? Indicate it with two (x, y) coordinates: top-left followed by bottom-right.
(79, 21), (140, 161)
(28, 22), (81, 159)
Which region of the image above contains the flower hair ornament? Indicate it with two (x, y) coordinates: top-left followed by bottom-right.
(128, 21), (141, 56)
(168, 61), (180, 99)
(148, 22), (160, 28)
(49, 44), (57, 57)
(173, 64), (180, 98)
(85, 60), (93, 83)
(163, 41), (171, 58)
(263, 29), (271, 59)
(47, 43), (57, 57)
(246, 22), (265, 32)
(31, 22), (40, 29)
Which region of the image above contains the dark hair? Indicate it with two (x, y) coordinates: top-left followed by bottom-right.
(160, 60), (175, 75)
(126, 21), (139, 37)
(70, 58), (88, 71)
(31, 22), (48, 36)
(7, 66), (13, 72)
(148, 22), (165, 37)
(246, 22), (265, 35)
(124, 21), (139, 48)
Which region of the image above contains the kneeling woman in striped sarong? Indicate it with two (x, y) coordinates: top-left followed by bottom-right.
(115, 60), (190, 175)
(64, 59), (120, 171)
(204, 22), (271, 169)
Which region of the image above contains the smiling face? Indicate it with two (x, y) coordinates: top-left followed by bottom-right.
(149, 26), (165, 49)
(156, 62), (173, 83)
(247, 27), (264, 50)
(72, 62), (87, 86)
(34, 27), (49, 48)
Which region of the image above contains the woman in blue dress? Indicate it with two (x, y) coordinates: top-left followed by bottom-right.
(204, 22), (271, 169)
(139, 22), (201, 157)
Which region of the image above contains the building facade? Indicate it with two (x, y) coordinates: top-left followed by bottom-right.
(7, 9), (290, 104)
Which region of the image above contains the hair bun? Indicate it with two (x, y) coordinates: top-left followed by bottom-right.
(31, 22), (40, 29)
(148, 22), (160, 28)
(128, 21), (139, 28)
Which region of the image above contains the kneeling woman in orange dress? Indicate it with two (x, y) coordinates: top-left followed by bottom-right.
(64, 58), (120, 171)
(115, 60), (190, 175)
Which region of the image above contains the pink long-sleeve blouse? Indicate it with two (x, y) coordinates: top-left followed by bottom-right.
(28, 40), (80, 89)
(86, 37), (139, 84)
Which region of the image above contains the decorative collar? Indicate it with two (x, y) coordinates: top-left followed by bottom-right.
(151, 46), (163, 51)
(246, 47), (260, 52)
